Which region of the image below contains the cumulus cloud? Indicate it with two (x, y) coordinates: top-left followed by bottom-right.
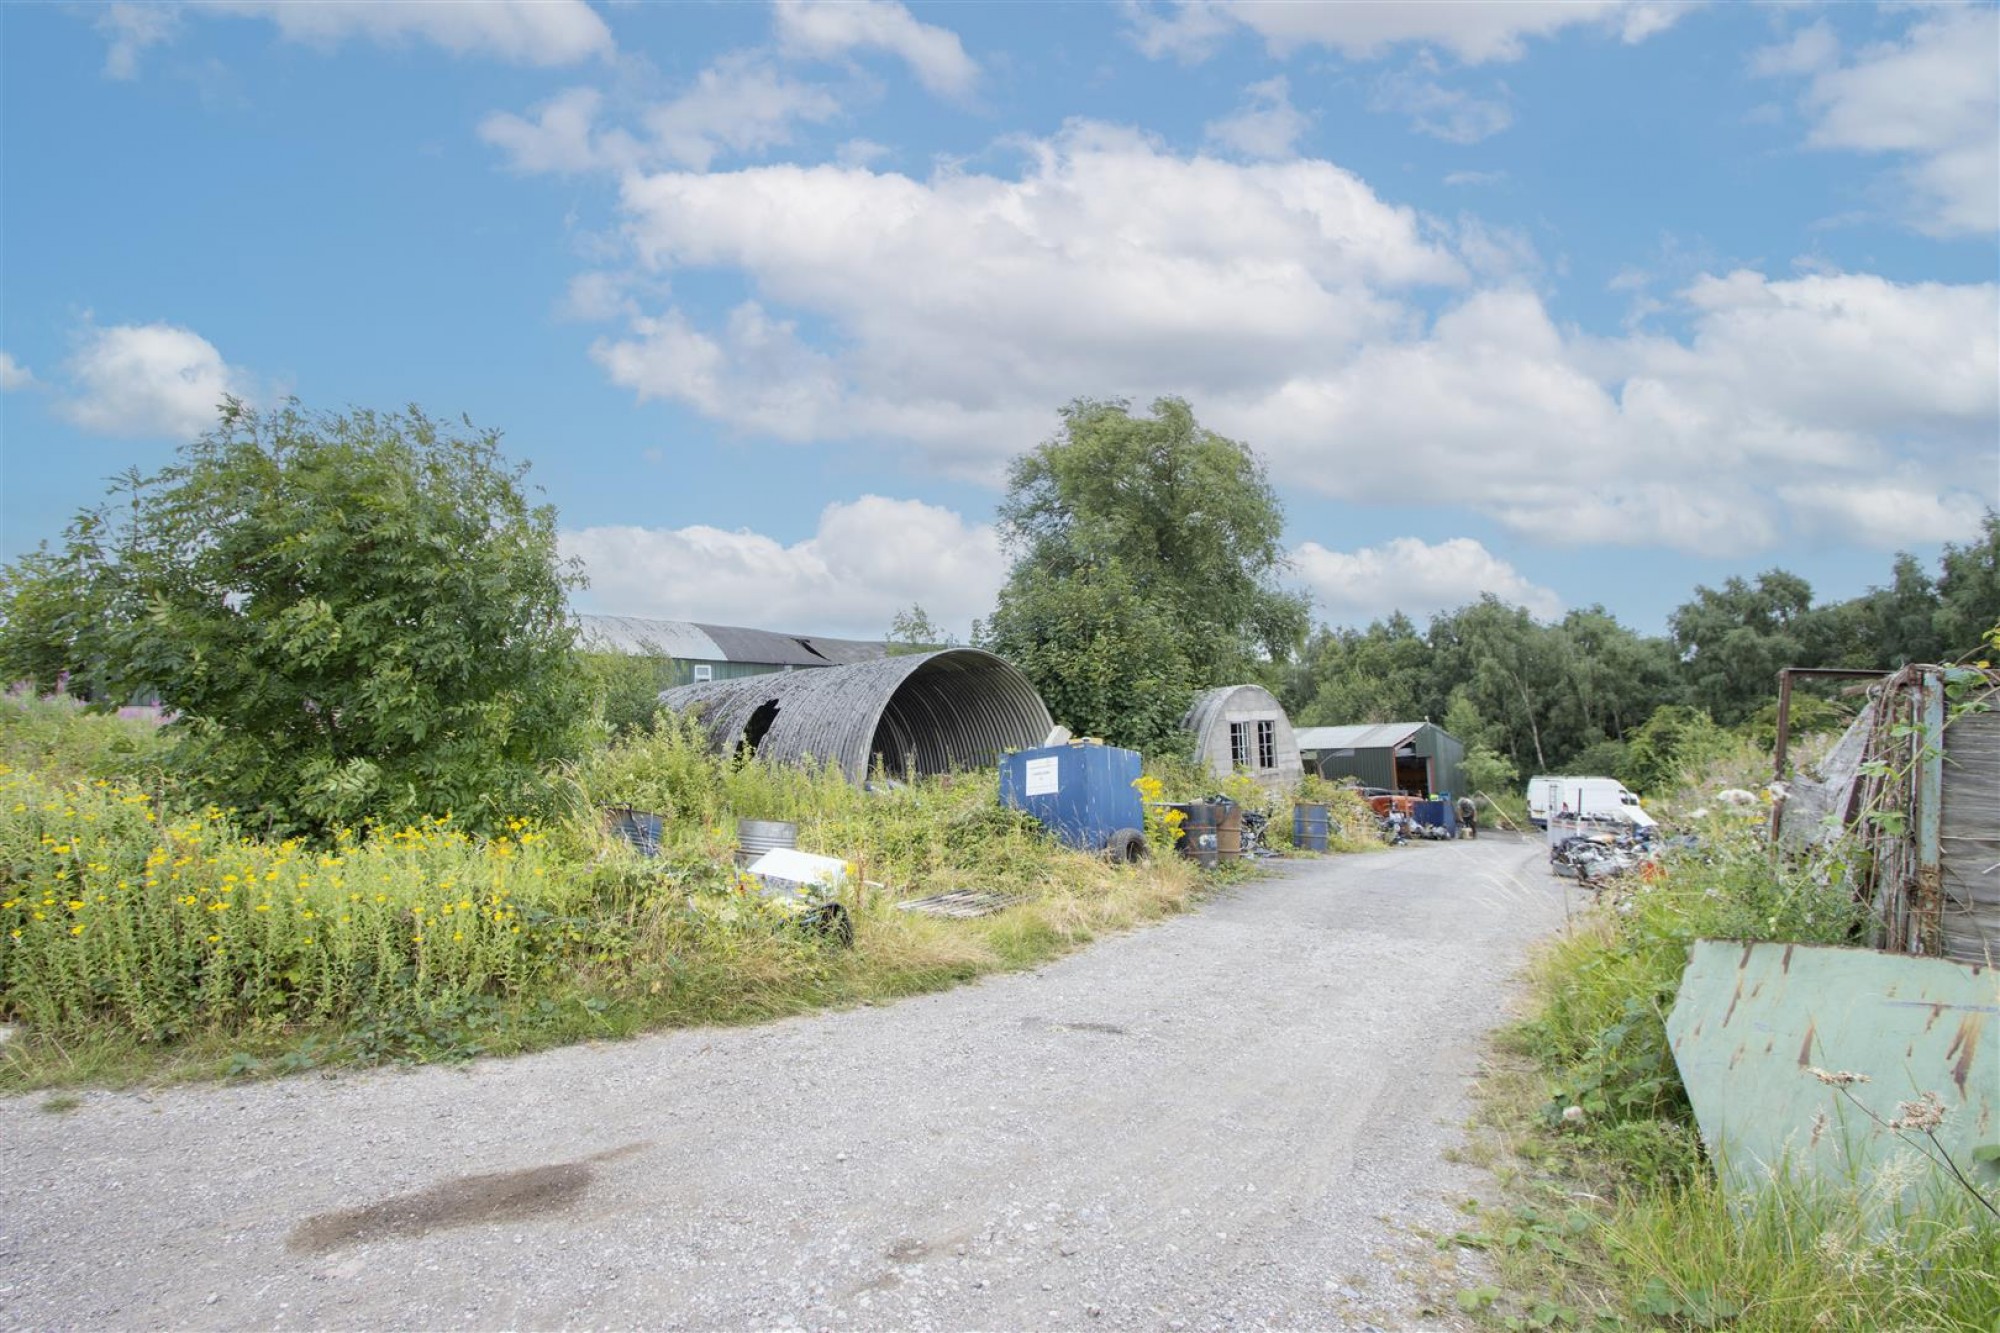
(1204, 76), (1310, 159)
(1293, 537), (1562, 623)
(96, 2), (179, 79)
(1127, 0), (1686, 65)
(482, 54), (840, 175)
(567, 122), (1993, 556)
(0, 352), (34, 391)
(1371, 66), (1513, 144)
(773, 0), (978, 100)
(97, 0), (613, 75)
(563, 496), (1004, 637)
(1761, 6), (1999, 236)
(57, 322), (247, 440)
(596, 120), (1460, 470)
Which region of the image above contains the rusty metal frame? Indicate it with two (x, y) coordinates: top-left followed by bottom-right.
(1772, 666), (1890, 781)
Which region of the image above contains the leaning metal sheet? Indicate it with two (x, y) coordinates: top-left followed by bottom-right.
(1666, 940), (1997, 1202)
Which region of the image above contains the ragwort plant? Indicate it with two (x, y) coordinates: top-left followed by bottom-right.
(0, 765), (582, 1040)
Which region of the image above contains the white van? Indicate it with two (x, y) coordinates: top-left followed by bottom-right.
(1527, 775), (1656, 830)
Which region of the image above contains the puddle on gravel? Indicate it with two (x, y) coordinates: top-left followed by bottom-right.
(287, 1144), (647, 1254)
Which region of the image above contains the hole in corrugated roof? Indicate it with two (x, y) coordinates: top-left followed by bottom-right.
(740, 699), (781, 758)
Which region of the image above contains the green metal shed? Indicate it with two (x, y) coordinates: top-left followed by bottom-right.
(1294, 722), (1468, 799)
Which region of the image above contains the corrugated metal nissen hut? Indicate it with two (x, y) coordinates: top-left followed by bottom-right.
(663, 648), (1054, 786)
(1182, 685), (1303, 790)
(575, 614), (885, 689)
(1296, 722), (1467, 798)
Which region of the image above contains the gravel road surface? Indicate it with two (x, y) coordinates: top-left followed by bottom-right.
(2, 835), (1570, 1331)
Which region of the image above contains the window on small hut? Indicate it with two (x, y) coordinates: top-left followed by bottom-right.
(1230, 722), (1250, 769)
(1256, 719), (1275, 769)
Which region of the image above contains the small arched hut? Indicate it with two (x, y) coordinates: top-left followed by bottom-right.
(661, 648), (1053, 785)
(1182, 684), (1303, 790)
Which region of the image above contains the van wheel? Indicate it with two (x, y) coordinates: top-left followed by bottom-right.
(1106, 828), (1149, 865)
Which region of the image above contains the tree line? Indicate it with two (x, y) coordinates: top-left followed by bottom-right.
(968, 398), (2000, 792)
(3, 395), (1994, 834)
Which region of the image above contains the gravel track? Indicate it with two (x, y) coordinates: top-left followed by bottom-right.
(1, 835), (1568, 1331)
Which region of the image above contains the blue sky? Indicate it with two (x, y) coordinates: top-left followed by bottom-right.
(3, 0), (1996, 641)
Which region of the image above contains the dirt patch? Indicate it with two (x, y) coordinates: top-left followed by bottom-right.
(288, 1160), (594, 1254)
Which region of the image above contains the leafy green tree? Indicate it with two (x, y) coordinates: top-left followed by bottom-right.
(1669, 570), (1820, 725)
(1935, 511), (2000, 658)
(1623, 704), (1730, 795)
(1428, 597), (1571, 772)
(885, 604), (953, 656)
(1460, 743), (1518, 798)
(0, 401), (587, 834)
(982, 398), (1307, 745)
(1291, 615), (1433, 726)
(0, 513), (124, 703)
(982, 557), (1195, 750)
(578, 651), (679, 738)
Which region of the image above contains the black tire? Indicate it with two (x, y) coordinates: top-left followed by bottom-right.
(806, 902), (854, 948)
(1105, 828), (1149, 865)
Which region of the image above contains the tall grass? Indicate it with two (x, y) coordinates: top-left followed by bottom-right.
(1471, 793), (1996, 1330)
(1, 702), (1210, 1087)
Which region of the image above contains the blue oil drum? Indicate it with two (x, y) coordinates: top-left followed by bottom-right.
(1292, 802), (1330, 851)
(998, 743), (1146, 855)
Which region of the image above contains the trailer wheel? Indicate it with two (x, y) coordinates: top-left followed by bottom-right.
(1106, 828), (1149, 865)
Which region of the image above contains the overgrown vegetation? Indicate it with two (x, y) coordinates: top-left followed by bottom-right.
(0, 401), (589, 837)
(1453, 716), (1999, 1332)
(0, 695), (1229, 1089)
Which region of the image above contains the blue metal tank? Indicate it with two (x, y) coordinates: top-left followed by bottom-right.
(998, 743), (1146, 855)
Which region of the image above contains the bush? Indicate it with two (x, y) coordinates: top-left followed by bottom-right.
(0, 401), (588, 837)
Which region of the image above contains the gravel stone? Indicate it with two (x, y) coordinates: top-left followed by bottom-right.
(0, 836), (1565, 1331)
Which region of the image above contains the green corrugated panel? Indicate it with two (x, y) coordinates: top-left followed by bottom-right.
(1667, 940), (1998, 1202)
(1315, 751), (1394, 790)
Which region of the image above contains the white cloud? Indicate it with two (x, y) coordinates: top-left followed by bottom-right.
(96, 2), (179, 79)
(195, 0), (612, 65)
(0, 352), (34, 391)
(563, 495), (1004, 638)
(57, 322), (248, 439)
(644, 51), (842, 171)
(596, 120), (1461, 469)
(480, 87), (640, 175)
(482, 54), (840, 175)
(1771, 6), (1999, 236)
(1236, 271), (1998, 552)
(1204, 76), (1310, 160)
(1127, 0), (1687, 65)
(569, 122), (1992, 556)
(1749, 19), (1836, 79)
(773, 0), (978, 100)
(97, 0), (613, 75)
(1293, 537), (1562, 623)
(1778, 479), (1990, 548)
(1372, 65), (1513, 143)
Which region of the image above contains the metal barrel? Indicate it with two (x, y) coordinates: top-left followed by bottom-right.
(606, 807), (664, 857)
(1176, 802), (1220, 869)
(1214, 803), (1244, 860)
(1292, 802), (1330, 852)
(737, 818), (799, 861)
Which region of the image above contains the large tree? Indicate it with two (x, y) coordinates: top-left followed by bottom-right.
(0, 400), (588, 834)
(980, 398), (1308, 749)
(1669, 569), (1821, 725)
(1935, 511), (2000, 658)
